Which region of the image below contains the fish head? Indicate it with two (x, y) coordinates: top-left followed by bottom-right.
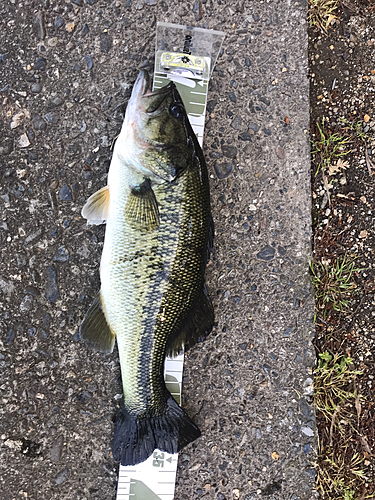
(125, 70), (192, 183)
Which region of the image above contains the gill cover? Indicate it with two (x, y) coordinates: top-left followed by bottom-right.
(132, 71), (193, 182)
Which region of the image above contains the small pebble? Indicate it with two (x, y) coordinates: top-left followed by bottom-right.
(47, 38), (59, 47)
(44, 112), (57, 123)
(100, 33), (113, 52)
(65, 22), (75, 33)
(81, 24), (89, 36)
(49, 436), (63, 462)
(45, 266), (60, 303)
(134, 0), (145, 9)
(214, 162), (233, 179)
(32, 115), (46, 131)
(18, 134), (31, 148)
(6, 329), (15, 344)
(84, 55), (93, 70)
(55, 468), (68, 485)
(25, 74), (36, 83)
(207, 99), (217, 112)
(53, 246), (69, 262)
(43, 313), (51, 328)
(36, 57), (46, 70)
(77, 391), (92, 403)
(20, 295), (33, 312)
(276, 146), (285, 159)
(55, 16), (63, 28)
(238, 132), (252, 141)
(31, 82), (42, 93)
(27, 128), (35, 141)
(221, 145), (237, 159)
(50, 96), (64, 107)
(34, 11), (45, 40)
(59, 185), (72, 201)
(301, 426), (314, 437)
(257, 245), (275, 261)
(248, 123), (259, 132)
(230, 115), (242, 130)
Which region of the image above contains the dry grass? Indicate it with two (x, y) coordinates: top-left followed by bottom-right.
(308, 0), (339, 31)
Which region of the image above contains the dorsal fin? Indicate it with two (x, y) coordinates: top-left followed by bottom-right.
(166, 283), (214, 358)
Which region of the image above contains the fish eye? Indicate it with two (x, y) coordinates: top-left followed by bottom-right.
(170, 104), (185, 120)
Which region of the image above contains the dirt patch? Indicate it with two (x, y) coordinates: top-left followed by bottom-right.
(309, 0), (375, 497)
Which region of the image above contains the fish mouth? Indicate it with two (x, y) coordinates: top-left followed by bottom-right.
(133, 70), (174, 114)
(138, 69), (174, 97)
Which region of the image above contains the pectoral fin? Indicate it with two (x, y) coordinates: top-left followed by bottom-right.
(125, 178), (159, 231)
(79, 292), (115, 353)
(82, 185), (110, 225)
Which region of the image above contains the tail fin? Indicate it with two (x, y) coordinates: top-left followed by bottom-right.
(112, 396), (201, 466)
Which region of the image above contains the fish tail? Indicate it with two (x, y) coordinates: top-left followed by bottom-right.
(112, 396), (201, 466)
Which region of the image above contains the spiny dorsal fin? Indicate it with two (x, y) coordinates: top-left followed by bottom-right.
(125, 178), (159, 231)
(82, 185), (110, 225)
(166, 283), (214, 358)
(79, 292), (115, 353)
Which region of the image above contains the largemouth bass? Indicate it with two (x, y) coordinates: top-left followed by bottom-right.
(79, 70), (214, 466)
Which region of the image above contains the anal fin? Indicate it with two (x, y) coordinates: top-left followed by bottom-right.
(79, 293), (115, 353)
(82, 185), (110, 225)
(125, 178), (159, 231)
(166, 283), (214, 358)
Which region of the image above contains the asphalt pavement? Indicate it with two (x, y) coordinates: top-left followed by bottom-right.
(0, 1), (317, 499)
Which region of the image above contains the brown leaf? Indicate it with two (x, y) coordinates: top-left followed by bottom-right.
(328, 159), (349, 176)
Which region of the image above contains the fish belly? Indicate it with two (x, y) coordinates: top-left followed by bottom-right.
(100, 181), (183, 415)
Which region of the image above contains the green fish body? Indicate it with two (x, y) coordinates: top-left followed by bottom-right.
(80, 70), (214, 466)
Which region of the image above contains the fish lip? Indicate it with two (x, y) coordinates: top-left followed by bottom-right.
(139, 69), (174, 98)
(143, 82), (174, 97)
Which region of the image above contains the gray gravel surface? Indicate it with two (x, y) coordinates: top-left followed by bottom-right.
(0, 1), (317, 499)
